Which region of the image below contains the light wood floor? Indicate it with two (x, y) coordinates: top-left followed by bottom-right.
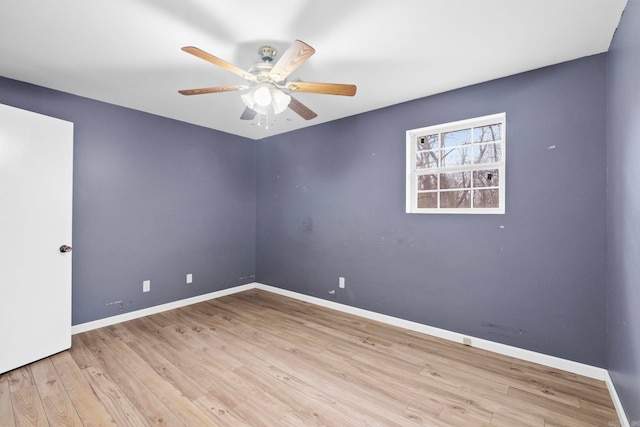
(0, 289), (620, 426)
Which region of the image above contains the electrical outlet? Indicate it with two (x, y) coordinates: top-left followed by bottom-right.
(339, 277), (345, 289)
(143, 280), (150, 292)
(186, 273), (193, 284)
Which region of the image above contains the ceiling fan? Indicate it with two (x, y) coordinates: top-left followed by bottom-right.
(179, 40), (356, 122)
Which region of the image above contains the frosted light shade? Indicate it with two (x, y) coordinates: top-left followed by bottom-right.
(271, 88), (291, 115)
(240, 91), (255, 109)
(240, 84), (290, 116)
(253, 85), (272, 106)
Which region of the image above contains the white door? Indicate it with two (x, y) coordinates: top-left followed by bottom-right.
(0, 103), (73, 374)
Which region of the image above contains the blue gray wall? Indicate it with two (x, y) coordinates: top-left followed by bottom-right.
(0, 77), (257, 325)
(607, 0), (640, 423)
(257, 55), (608, 367)
(4, 26), (636, 416)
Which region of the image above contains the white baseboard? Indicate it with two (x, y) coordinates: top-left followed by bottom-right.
(71, 283), (257, 334)
(256, 284), (630, 426)
(605, 371), (631, 427)
(70, 281), (627, 425)
(72, 282), (605, 379)
(254, 284), (607, 381)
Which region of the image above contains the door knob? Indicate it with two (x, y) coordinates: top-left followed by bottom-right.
(59, 245), (72, 253)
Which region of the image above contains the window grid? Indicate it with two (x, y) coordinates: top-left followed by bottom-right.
(406, 113), (505, 214)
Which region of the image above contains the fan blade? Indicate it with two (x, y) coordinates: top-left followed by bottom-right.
(288, 96), (318, 120)
(179, 85), (247, 95)
(240, 107), (257, 120)
(285, 82), (357, 96)
(269, 40), (316, 82)
(182, 46), (257, 82)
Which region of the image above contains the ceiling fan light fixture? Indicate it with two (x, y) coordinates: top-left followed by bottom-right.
(240, 90), (255, 109)
(253, 85), (272, 107)
(241, 84), (291, 116)
(180, 40), (356, 122)
(271, 88), (291, 115)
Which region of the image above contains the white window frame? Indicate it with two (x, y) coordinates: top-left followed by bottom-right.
(406, 113), (506, 214)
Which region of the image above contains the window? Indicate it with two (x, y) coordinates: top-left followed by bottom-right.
(406, 113), (506, 214)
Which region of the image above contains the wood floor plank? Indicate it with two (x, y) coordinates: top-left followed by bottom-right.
(192, 394), (254, 427)
(79, 330), (187, 426)
(508, 386), (614, 427)
(123, 319), (250, 411)
(491, 412), (544, 427)
(29, 358), (83, 427)
(578, 398), (619, 421)
(0, 289), (622, 426)
(6, 367), (49, 427)
(0, 374), (16, 427)
(83, 329), (216, 426)
(235, 364), (367, 426)
(124, 338), (208, 402)
(80, 362), (151, 427)
(9, 386), (49, 427)
(67, 334), (100, 370)
(49, 351), (117, 427)
(260, 362), (426, 427)
(419, 350), (583, 410)
(511, 361), (615, 408)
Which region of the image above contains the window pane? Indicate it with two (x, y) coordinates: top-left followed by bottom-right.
(418, 174), (438, 190)
(416, 134), (439, 151)
(473, 189), (500, 208)
(416, 151), (438, 169)
(417, 192), (437, 208)
(440, 190), (471, 208)
(442, 128), (471, 148)
(473, 143), (502, 164)
(440, 171), (471, 189)
(441, 147), (470, 167)
(473, 124), (502, 143)
(473, 169), (500, 188)
(407, 113), (505, 214)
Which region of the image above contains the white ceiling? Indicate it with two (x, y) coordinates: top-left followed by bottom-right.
(0, 0), (627, 140)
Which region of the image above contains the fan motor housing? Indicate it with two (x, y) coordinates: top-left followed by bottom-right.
(258, 45), (277, 62)
(249, 63), (276, 83)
